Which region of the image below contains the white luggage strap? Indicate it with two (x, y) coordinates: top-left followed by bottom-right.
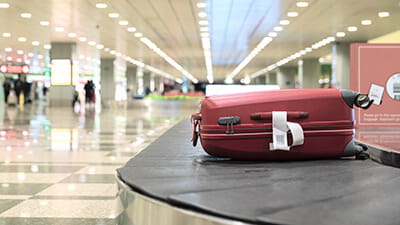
(269, 111), (304, 151)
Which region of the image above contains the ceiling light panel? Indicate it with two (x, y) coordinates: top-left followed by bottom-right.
(108, 13), (120, 18)
(0, 3), (10, 8)
(40, 21), (49, 26)
(96, 3), (107, 8)
(296, 2), (309, 7)
(378, 12), (390, 17)
(361, 20), (372, 25)
(20, 13), (32, 18)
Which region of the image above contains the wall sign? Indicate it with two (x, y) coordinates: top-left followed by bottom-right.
(350, 43), (400, 127)
(0, 65), (30, 74)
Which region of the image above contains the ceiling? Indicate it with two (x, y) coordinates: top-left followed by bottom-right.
(0, 0), (399, 83)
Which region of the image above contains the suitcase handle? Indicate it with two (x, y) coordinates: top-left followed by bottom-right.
(191, 113), (202, 146)
(251, 111), (308, 121)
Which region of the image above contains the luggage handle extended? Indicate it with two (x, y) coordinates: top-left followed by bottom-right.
(251, 111), (308, 121)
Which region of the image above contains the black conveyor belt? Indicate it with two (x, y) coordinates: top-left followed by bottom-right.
(117, 120), (400, 225)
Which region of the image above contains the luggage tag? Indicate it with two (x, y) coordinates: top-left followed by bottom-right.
(269, 111), (304, 151)
(368, 84), (384, 105)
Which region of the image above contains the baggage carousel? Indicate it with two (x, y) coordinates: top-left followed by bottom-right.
(116, 120), (400, 225)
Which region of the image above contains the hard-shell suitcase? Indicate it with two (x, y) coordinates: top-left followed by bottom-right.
(191, 89), (373, 160)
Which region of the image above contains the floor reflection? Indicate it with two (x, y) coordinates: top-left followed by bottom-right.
(0, 99), (198, 224)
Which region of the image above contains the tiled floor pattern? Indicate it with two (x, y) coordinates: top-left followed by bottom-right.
(0, 101), (195, 224)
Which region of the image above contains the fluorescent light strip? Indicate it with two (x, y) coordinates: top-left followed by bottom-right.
(225, 37), (273, 81)
(124, 55), (182, 83)
(249, 36), (336, 79)
(197, 4), (213, 83)
(224, 3), (309, 83)
(104, 8), (198, 83)
(139, 36), (198, 83)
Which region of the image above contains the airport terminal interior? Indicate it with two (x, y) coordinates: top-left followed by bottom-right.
(0, 0), (400, 224)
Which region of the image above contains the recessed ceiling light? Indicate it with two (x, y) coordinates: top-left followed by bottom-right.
(134, 32), (143, 37)
(79, 37), (87, 42)
(273, 26), (283, 31)
(347, 26), (358, 32)
(280, 20), (290, 25)
(96, 44), (104, 49)
(199, 20), (208, 25)
(16, 58), (22, 63)
(44, 44), (51, 49)
(361, 20), (372, 25)
(18, 37), (27, 42)
(198, 12), (207, 18)
(5, 47), (12, 52)
(288, 12), (298, 17)
(200, 27), (208, 32)
(95, 3), (107, 8)
(378, 12), (389, 17)
(336, 32), (346, 37)
(319, 58), (325, 63)
(108, 13), (120, 18)
(38, 55), (43, 59)
(28, 53), (33, 57)
(32, 41), (40, 46)
(104, 48), (110, 52)
(6, 56), (12, 61)
(0, 3), (10, 8)
(127, 27), (136, 32)
(40, 21), (49, 26)
(17, 50), (24, 55)
(67, 33), (77, 37)
(197, 2), (206, 8)
(296, 2), (309, 7)
(20, 13), (32, 18)
(2, 33), (10, 37)
(119, 20), (129, 25)
(55, 27), (64, 32)
(268, 32), (278, 37)
(88, 41), (96, 46)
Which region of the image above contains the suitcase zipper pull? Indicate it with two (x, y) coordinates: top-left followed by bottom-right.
(225, 122), (234, 134)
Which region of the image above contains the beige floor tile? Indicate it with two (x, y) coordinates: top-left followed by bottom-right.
(0, 195), (31, 200)
(75, 166), (120, 175)
(36, 183), (117, 197)
(0, 199), (120, 218)
(0, 173), (71, 183)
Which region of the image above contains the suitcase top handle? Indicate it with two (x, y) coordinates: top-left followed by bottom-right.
(341, 90), (374, 109)
(251, 111), (308, 121)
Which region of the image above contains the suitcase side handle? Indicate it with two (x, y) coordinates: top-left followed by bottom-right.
(251, 111), (308, 121)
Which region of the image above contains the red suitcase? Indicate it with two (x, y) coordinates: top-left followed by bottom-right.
(191, 89), (372, 160)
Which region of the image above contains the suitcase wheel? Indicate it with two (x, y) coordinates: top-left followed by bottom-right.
(355, 151), (370, 160)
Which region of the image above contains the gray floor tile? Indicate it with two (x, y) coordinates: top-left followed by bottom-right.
(0, 165), (84, 173)
(0, 218), (115, 225)
(0, 183), (51, 195)
(0, 200), (23, 214)
(59, 174), (116, 184)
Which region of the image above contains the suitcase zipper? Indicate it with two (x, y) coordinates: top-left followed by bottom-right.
(201, 124), (353, 132)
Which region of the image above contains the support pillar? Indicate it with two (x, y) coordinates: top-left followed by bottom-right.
(136, 66), (144, 96)
(126, 66), (136, 98)
(332, 42), (350, 89)
(49, 42), (76, 106)
(277, 67), (296, 89)
(100, 58), (115, 102)
(266, 72), (277, 85)
(301, 58), (320, 88)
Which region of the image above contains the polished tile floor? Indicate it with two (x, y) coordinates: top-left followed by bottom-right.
(0, 100), (196, 225)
